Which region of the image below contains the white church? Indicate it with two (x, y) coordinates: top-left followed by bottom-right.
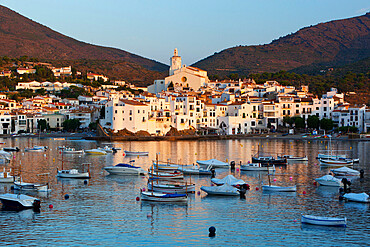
(147, 49), (209, 94)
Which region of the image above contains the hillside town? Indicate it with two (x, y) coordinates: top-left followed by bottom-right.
(0, 49), (368, 136)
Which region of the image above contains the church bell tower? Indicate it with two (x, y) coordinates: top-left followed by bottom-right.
(169, 48), (181, 76)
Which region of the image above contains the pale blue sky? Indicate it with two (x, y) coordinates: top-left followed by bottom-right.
(1, 0), (369, 66)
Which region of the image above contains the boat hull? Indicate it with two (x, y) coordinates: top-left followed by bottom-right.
(200, 186), (239, 196)
(0, 193), (41, 211)
(13, 182), (49, 192)
(57, 171), (90, 179)
(252, 157), (287, 165)
(140, 191), (187, 202)
(301, 215), (346, 227)
(104, 167), (145, 175)
(262, 185), (297, 192)
(148, 184), (195, 193)
(240, 164), (275, 172)
(124, 151), (149, 156)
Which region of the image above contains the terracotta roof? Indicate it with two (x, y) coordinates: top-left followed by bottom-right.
(121, 99), (147, 106)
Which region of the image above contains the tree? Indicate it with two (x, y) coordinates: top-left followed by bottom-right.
(320, 118), (334, 131)
(62, 119), (81, 132)
(307, 115), (320, 129)
(294, 117), (305, 129)
(283, 116), (294, 127)
(37, 119), (48, 132)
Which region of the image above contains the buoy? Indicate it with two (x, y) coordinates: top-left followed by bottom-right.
(84, 180), (88, 185)
(53, 158), (55, 162)
(147, 214), (152, 218)
(303, 191), (306, 195)
(142, 188), (146, 192)
(195, 153), (197, 155)
(209, 226), (216, 237)
(273, 178), (277, 182)
(289, 177), (293, 181)
(136, 197), (140, 201)
(44, 154), (46, 157)
(256, 187), (259, 191)
(64, 194), (69, 200)
(313, 181), (317, 185)
(293, 219), (297, 222)
(13, 156), (15, 159)
(197, 191), (201, 195)
(49, 204), (53, 209)
(236, 168), (239, 172)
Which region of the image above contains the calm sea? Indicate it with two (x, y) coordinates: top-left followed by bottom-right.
(0, 137), (369, 246)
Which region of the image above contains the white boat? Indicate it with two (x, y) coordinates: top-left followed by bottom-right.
(315, 175), (342, 187)
(148, 170), (184, 179)
(124, 151), (149, 156)
(148, 182), (195, 193)
(343, 193), (370, 203)
(25, 146), (47, 152)
(63, 147), (84, 154)
(211, 175), (245, 186)
(301, 214), (346, 227)
(177, 165), (212, 175)
(331, 167), (360, 176)
(278, 155), (308, 161)
(196, 159), (230, 168)
(98, 146), (113, 153)
(152, 162), (179, 171)
(0, 193), (41, 211)
(240, 163), (275, 172)
(104, 163), (145, 175)
(13, 181), (49, 192)
(317, 153), (346, 159)
(140, 191), (187, 202)
(0, 169), (20, 183)
(201, 183), (240, 196)
(57, 168), (90, 179)
(84, 149), (107, 155)
(319, 158), (353, 166)
(262, 185), (297, 192)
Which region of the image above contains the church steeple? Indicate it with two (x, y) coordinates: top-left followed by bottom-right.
(169, 48), (181, 76)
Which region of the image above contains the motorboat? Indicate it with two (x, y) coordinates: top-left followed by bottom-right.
(124, 151), (149, 156)
(278, 155), (308, 162)
(0, 169), (19, 183)
(262, 185), (297, 192)
(3, 147), (20, 152)
(57, 168), (90, 179)
(140, 191), (188, 202)
(0, 193), (41, 211)
(343, 193), (370, 203)
(25, 146), (47, 152)
(211, 175), (245, 186)
(196, 159), (230, 168)
(201, 183), (240, 196)
(319, 158), (353, 166)
(84, 149), (107, 155)
(331, 167), (360, 176)
(104, 162), (145, 175)
(0, 150), (12, 161)
(252, 156), (287, 165)
(63, 147), (84, 154)
(315, 175), (342, 187)
(177, 164), (212, 175)
(98, 146), (113, 153)
(148, 182), (195, 194)
(240, 162), (275, 172)
(13, 181), (49, 192)
(301, 214), (346, 227)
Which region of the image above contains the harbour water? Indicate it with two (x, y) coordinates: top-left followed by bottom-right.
(0, 137), (369, 246)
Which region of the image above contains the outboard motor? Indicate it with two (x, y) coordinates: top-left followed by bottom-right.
(341, 178), (351, 193)
(210, 168), (216, 178)
(230, 161), (235, 171)
(239, 186), (246, 199)
(33, 199), (41, 212)
(360, 169), (364, 179)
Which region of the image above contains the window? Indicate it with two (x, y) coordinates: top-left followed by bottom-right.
(323, 107), (327, 111)
(142, 117), (145, 122)
(296, 110), (299, 114)
(130, 117), (132, 121)
(115, 110), (117, 114)
(138, 110), (140, 113)
(130, 110), (132, 115)
(251, 121), (255, 126)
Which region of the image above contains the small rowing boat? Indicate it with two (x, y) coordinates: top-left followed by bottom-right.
(240, 162), (275, 172)
(343, 193), (370, 203)
(0, 193), (41, 211)
(262, 185), (297, 192)
(315, 175), (342, 187)
(201, 184), (240, 196)
(84, 149), (107, 155)
(301, 214), (346, 227)
(124, 151), (149, 156)
(63, 147), (84, 154)
(140, 191), (187, 202)
(331, 167), (360, 176)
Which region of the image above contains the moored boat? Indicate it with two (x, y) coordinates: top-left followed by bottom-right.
(25, 146), (47, 152)
(343, 193), (370, 203)
(331, 167), (360, 176)
(211, 175), (245, 186)
(177, 164), (212, 175)
(301, 214), (346, 227)
(0, 169), (20, 183)
(3, 147), (20, 152)
(252, 156), (287, 165)
(98, 146), (114, 153)
(319, 158), (353, 166)
(57, 168), (90, 179)
(196, 159), (230, 168)
(240, 162), (275, 172)
(63, 147), (84, 154)
(0, 193), (41, 211)
(262, 185), (297, 192)
(13, 181), (49, 192)
(278, 155), (308, 162)
(315, 175), (342, 187)
(201, 183), (240, 196)
(148, 169), (184, 179)
(140, 191), (187, 202)
(84, 149), (107, 155)
(104, 162), (145, 175)
(124, 151), (149, 156)
(148, 182), (195, 194)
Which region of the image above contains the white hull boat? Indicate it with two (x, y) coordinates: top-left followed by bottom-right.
(140, 191), (187, 202)
(196, 159), (230, 168)
(148, 170), (184, 179)
(25, 146), (47, 152)
(240, 163), (275, 172)
(317, 154), (346, 159)
(57, 169), (90, 178)
(301, 214), (346, 227)
(152, 162), (179, 171)
(124, 151), (149, 156)
(177, 165), (212, 175)
(201, 184), (240, 196)
(211, 175), (245, 186)
(104, 163), (145, 175)
(98, 146), (113, 153)
(13, 181), (49, 192)
(0, 170), (19, 183)
(85, 149), (107, 155)
(315, 175), (342, 187)
(262, 185), (297, 192)
(63, 148), (84, 154)
(279, 155), (308, 161)
(331, 167), (360, 176)
(148, 183), (195, 193)
(343, 193), (370, 203)
(319, 158), (353, 166)
(0, 193), (41, 211)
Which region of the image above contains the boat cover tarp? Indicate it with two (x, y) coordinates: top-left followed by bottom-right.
(211, 175), (245, 186)
(331, 167), (360, 175)
(196, 159), (228, 166)
(201, 184), (239, 194)
(343, 193), (369, 202)
(116, 163), (140, 169)
(316, 175), (341, 182)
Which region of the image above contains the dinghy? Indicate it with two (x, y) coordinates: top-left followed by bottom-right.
(343, 193), (370, 203)
(211, 175), (245, 186)
(84, 149), (107, 155)
(278, 155), (308, 161)
(177, 164), (212, 175)
(98, 146), (113, 153)
(25, 146), (47, 152)
(319, 158), (353, 166)
(0, 193), (41, 211)
(315, 175), (342, 187)
(148, 182), (195, 194)
(148, 170), (184, 179)
(124, 151), (149, 156)
(196, 159), (230, 168)
(57, 168), (90, 179)
(140, 191), (188, 202)
(301, 214), (346, 227)
(201, 183), (240, 196)
(331, 167), (360, 176)
(104, 162), (145, 175)
(240, 163), (275, 172)
(63, 147), (84, 154)
(13, 181), (49, 192)
(262, 185), (297, 192)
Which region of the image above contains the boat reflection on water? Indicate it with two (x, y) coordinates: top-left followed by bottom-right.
(315, 186), (340, 198)
(343, 201), (370, 212)
(301, 223), (347, 233)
